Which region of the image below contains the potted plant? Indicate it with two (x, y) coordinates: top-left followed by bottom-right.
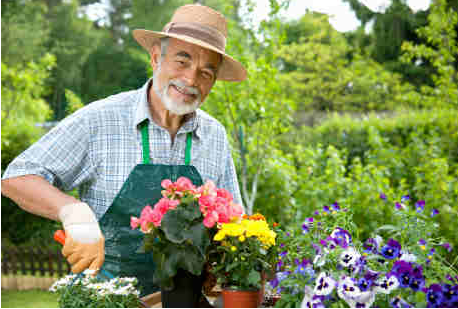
(131, 177), (244, 307)
(269, 194), (458, 308)
(49, 270), (141, 308)
(209, 213), (278, 307)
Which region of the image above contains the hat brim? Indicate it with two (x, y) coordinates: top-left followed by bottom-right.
(133, 29), (247, 82)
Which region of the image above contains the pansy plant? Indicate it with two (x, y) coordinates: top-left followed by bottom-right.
(270, 193), (457, 308)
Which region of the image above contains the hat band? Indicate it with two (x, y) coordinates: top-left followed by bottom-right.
(163, 22), (226, 52)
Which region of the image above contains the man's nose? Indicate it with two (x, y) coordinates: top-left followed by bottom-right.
(182, 66), (198, 86)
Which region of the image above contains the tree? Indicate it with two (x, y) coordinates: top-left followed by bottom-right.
(204, 0), (297, 215)
(400, 0), (458, 108)
(1, 1), (50, 67)
(343, 0), (433, 87)
(279, 13), (413, 113)
(1, 54), (61, 245)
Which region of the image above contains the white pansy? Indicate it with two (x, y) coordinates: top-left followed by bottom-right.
(374, 274), (399, 294)
(300, 285), (314, 308)
(399, 251), (417, 263)
(339, 247), (361, 268)
(314, 272), (336, 296)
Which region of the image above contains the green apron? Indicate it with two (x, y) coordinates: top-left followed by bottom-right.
(98, 120), (204, 298)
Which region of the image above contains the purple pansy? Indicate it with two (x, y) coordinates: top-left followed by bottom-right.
(442, 284), (458, 307)
(331, 202), (340, 211)
(323, 205), (331, 213)
(380, 193), (387, 200)
(401, 195), (410, 202)
(294, 258), (311, 276)
(442, 243), (452, 252)
(330, 227), (352, 248)
(314, 272), (336, 296)
(363, 236), (382, 254)
(390, 296), (412, 308)
(418, 239), (427, 246)
(415, 200), (425, 213)
(426, 284), (445, 308)
(302, 223), (310, 233)
(431, 209), (439, 217)
(395, 202), (406, 210)
(381, 238), (402, 259)
(357, 272), (378, 292)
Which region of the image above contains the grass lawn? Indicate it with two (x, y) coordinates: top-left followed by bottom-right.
(1, 289), (58, 308)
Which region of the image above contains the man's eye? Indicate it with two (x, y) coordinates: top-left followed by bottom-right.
(202, 71), (214, 80)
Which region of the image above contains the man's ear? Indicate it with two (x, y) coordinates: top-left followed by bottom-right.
(149, 44), (162, 71)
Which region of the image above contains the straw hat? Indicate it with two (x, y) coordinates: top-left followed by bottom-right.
(133, 4), (247, 82)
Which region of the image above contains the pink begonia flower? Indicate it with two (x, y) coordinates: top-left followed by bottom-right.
(161, 179), (173, 189)
(198, 180), (217, 197)
(130, 216), (141, 229)
(155, 198), (172, 215)
(140, 219), (152, 233)
(168, 199), (179, 209)
(203, 210), (219, 228)
(149, 208), (163, 227)
(140, 205), (154, 219)
(217, 188), (233, 201)
(176, 177), (196, 193)
(199, 194), (217, 214)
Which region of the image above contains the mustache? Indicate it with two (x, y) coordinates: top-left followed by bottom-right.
(169, 79), (201, 96)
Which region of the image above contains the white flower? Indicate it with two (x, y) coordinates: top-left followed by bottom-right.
(339, 247), (361, 268)
(374, 274), (399, 294)
(314, 272), (336, 296)
(337, 276), (361, 301)
(345, 290), (376, 308)
(313, 254), (326, 267)
(399, 251), (417, 263)
(300, 285), (315, 308)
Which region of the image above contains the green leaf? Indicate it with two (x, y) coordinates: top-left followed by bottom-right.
(247, 270), (261, 287)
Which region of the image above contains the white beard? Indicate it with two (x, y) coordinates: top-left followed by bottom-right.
(152, 64), (202, 116)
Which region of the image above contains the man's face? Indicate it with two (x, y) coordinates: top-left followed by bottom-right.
(150, 38), (221, 115)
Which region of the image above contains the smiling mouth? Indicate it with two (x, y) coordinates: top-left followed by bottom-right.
(170, 84), (197, 101)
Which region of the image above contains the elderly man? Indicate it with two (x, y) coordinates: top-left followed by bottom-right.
(1, 4), (246, 307)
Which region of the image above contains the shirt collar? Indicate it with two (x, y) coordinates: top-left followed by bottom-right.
(134, 78), (202, 139)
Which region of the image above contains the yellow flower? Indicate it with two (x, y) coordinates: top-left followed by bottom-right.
(214, 231), (226, 241)
(231, 246), (237, 252)
(239, 235), (246, 242)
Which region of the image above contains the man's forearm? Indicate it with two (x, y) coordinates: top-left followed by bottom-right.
(1, 175), (79, 221)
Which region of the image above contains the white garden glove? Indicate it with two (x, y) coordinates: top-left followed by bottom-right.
(59, 202), (105, 274)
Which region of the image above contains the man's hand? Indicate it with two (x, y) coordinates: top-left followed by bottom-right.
(59, 202), (105, 274)
(62, 233), (105, 273)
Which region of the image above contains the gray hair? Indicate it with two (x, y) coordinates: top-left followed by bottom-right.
(160, 37), (169, 59)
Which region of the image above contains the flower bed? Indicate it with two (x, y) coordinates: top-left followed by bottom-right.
(269, 194), (457, 308)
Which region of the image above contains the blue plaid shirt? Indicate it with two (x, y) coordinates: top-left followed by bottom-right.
(2, 79), (243, 219)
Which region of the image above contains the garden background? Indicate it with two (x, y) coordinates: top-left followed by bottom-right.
(1, 0), (457, 305)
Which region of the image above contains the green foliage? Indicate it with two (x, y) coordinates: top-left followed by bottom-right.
(204, 0), (296, 215)
(285, 109), (458, 254)
(401, 0), (458, 108)
(138, 200), (211, 290)
(1, 1), (51, 67)
(45, 0), (104, 119)
(280, 13), (414, 112)
(1, 54), (60, 246)
(65, 89), (85, 115)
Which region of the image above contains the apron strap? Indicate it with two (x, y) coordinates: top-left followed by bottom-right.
(139, 120), (193, 165)
(140, 120), (150, 164)
(185, 132), (192, 165)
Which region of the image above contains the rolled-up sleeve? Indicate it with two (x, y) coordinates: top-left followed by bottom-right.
(2, 111), (95, 192)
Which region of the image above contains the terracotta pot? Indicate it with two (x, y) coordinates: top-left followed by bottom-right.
(222, 288), (261, 308)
